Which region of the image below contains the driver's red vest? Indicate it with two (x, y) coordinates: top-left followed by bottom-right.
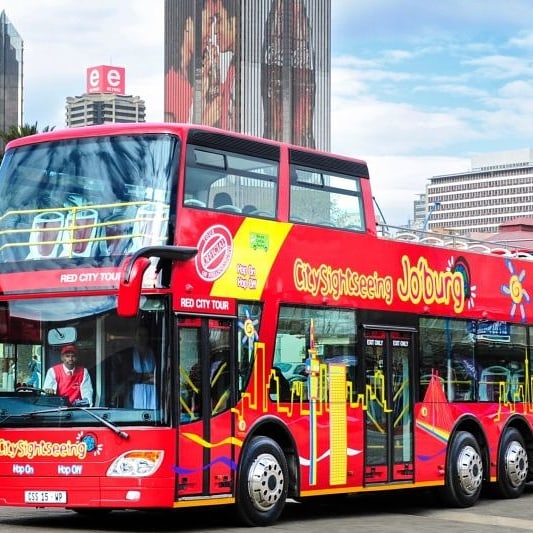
(51, 364), (83, 404)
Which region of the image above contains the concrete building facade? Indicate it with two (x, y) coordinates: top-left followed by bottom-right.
(66, 94), (146, 127)
(425, 148), (533, 236)
(412, 193), (426, 229)
(65, 65), (145, 127)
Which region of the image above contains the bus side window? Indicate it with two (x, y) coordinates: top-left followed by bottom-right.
(478, 365), (510, 402)
(510, 363), (524, 401)
(178, 324), (201, 422)
(210, 345), (230, 414)
(269, 366), (291, 401)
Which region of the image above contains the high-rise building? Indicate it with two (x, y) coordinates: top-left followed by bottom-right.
(164, 0), (330, 151)
(412, 193), (426, 229)
(0, 11), (23, 134)
(66, 65), (145, 127)
(425, 148), (533, 235)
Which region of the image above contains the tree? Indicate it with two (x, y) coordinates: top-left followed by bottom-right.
(0, 122), (55, 158)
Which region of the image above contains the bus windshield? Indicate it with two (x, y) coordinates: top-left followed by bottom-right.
(0, 133), (179, 271)
(0, 295), (169, 427)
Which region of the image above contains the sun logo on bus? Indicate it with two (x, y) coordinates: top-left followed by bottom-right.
(447, 256), (476, 309)
(501, 259), (530, 322)
(76, 431), (103, 456)
(238, 306), (259, 351)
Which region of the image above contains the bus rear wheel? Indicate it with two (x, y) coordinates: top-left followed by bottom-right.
(236, 436), (288, 527)
(439, 431), (483, 508)
(494, 427), (528, 499)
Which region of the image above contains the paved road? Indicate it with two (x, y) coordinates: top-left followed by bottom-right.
(3, 486), (533, 531)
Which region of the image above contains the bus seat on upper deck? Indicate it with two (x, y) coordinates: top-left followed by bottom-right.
(60, 209), (99, 258)
(130, 203), (169, 249)
(213, 192), (233, 208)
(212, 192), (241, 213)
(26, 211), (65, 259)
(98, 207), (136, 257)
(184, 198), (206, 208)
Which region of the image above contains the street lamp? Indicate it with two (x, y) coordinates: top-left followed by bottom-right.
(422, 201), (441, 232)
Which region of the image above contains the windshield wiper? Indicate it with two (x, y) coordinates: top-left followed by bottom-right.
(0, 406), (129, 440)
(74, 407), (129, 440)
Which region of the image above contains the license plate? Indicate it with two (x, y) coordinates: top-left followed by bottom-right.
(24, 490), (67, 504)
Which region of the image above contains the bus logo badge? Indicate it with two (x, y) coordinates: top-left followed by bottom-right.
(196, 225), (233, 281)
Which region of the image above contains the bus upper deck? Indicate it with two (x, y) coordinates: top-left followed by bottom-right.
(0, 123), (528, 288)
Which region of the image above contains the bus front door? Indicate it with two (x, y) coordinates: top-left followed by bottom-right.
(363, 327), (414, 484)
(177, 315), (234, 497)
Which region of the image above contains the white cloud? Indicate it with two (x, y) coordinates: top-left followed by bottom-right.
(365, 156), (469, 227)
(330, 93), (475, 156)
(508, 31), (533, 49)
(464, 55), (533, 79)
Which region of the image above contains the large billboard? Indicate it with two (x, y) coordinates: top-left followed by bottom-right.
(164, 0), (330, 150)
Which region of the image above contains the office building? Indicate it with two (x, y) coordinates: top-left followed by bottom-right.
(0, 11), (23, 134)
(412, 193), (426, 229)
(66, 65), (145, 127)
(425, 148), (533, 235)
(164, 0), (330, 151)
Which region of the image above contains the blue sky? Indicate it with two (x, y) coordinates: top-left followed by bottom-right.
(4, 1), (533, 226)
(330, 1), (533, 224)
(332, 0), (533, 156)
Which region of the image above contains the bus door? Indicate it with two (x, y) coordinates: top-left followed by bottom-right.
(363, 326), (415, 484)
(176, 315), (234, 497)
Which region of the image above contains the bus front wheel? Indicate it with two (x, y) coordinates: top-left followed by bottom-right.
(236, 436), (288, 527)
(440, 431), (483, 508)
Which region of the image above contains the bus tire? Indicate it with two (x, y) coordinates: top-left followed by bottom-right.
(440, 431), (483, 508)
(494, 427), (528, 499)
(236, 436), (288, 527)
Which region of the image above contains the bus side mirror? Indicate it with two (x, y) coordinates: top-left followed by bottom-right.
(116, 246), (198, 317)
(117, 256), (153, 317)
(48, 327), (77, 345)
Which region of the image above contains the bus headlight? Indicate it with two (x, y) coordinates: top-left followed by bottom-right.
(107, 450), (164, 477)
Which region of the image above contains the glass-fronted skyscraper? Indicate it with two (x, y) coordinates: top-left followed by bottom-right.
(0, 11), (23, 134)
(164, 0), (330, 151)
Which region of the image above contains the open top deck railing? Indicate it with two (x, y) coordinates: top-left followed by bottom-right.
(378, 223), (533, 260)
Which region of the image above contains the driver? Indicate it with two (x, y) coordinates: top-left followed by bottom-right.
(43, 344), (93, 406)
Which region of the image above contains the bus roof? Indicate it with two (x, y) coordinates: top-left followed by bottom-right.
(5, 122), (369, 170)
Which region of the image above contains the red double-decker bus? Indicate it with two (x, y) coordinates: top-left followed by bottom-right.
(0, 122), (532, 526)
